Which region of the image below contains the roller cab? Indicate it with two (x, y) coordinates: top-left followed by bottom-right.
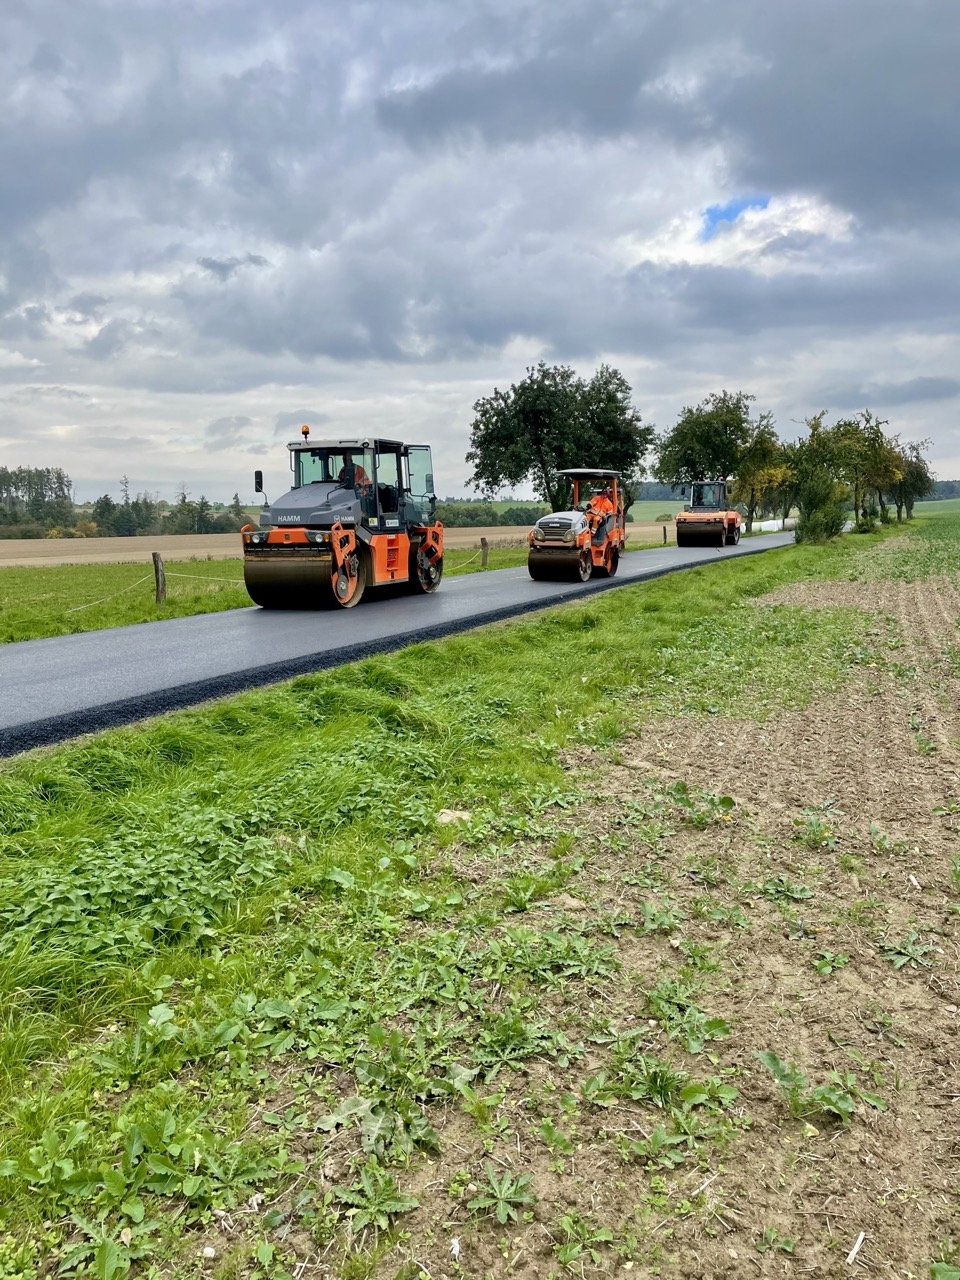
(242, 431), (443, 609)
(675, 480), (743, 548)
(528, 468), (626, 582)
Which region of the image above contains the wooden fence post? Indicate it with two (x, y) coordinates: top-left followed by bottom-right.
(152, 552), (166, 603)
(662, 524), (667, 544)
(480, 536), (489, 568)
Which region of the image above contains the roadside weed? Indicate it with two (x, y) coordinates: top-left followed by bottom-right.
(811, 950), (850, 976)
(553, 1211), (614, 1268)
(333, 1161), (418, 1234)
(466, 1163), (536, 1225)
(645, 979), (730, 1053)
(756, 1052), (887, 1124)
(755, 1226), (795, 1255)
(881, 930), (936, 969)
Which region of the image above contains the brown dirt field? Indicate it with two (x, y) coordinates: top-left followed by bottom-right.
(0, 524), (677, 567)
(294, 573), (958, 1280)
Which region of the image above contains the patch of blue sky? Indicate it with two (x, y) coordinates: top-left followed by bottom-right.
(701, 195), (770, 240)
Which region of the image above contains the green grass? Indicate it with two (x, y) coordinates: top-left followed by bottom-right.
(626, 499), (684, 521)
(911, 497), (960, 517)
(850, 512), (960, 580)
(0, 541), (672, 644)
(3, 517), (956, 1275)
(0, 548), (534, 643)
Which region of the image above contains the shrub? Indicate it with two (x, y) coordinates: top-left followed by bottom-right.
(795, 469), (847, 544)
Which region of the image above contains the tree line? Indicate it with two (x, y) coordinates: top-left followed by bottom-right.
(467, 364), (938, 540)
(2, 373), (944, 541)
(0, 471), (250, 539)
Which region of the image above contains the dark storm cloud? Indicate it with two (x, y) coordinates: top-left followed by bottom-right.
(84, 319), (133, 361)
(65, 293), (108, 318)
(0, 303), (52, 342)
(205, 414), (254, 450)
(378, 0), (960, 228)
(206, 414), (252, 434)
(826, 377), (960, 410)
(273, 410), (329, 436)
(197, 255), (270, 281)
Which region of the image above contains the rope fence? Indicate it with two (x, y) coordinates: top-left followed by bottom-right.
(66, 574), (153, 613)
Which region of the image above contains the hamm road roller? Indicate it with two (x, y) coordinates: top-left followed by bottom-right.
(675, 480), (743, 547)
(242, 427), (443, 608)
(528, 468), (626, 582)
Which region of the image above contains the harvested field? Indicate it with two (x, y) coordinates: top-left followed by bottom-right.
(0, 520), (957, 1278)
(0, 524), (675, 568)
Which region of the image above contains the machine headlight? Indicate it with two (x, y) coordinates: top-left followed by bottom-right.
(562, 529), (576, 543)
(532, 526), (546, 542)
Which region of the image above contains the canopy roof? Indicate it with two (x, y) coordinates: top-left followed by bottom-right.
(556, 468), (621, 480)
(286, 437), (406, 451)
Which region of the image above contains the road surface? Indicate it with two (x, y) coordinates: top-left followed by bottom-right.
(0, 533), (794, 756)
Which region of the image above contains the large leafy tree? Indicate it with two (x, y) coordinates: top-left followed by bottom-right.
(466, 362), (651, 511)
(890, 439), (935, 520)
(653, 390), (757, 487)
(729, 412), (782, 531)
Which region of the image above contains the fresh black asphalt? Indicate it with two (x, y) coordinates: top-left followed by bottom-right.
(0, 533), (794, 756)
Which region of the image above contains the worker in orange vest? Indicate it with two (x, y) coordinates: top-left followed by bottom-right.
(338, 452), (371, 491)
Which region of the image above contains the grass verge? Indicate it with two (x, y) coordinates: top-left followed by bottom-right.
(0, 541), (664, 644)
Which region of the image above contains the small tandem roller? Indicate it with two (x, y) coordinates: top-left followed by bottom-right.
(674, 480), (743, 548)
(527, 468), (626, 582)
(242, 427), (443, 609)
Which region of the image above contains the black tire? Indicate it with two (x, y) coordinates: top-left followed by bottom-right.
(725, 525), (741, 546)
(332, 548), (367, 607)
(574, 550), (592, 582)
(592, 545), (620, 578)
(409, 547), (443, 594)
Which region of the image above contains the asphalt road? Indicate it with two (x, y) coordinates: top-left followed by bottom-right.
(0, 533), (794, 756)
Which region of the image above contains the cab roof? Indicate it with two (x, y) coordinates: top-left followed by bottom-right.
(556, 468), (621, 480)
(286, 437), (407, 451)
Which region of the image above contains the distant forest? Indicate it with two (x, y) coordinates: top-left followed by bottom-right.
(0, 467), (247, 539)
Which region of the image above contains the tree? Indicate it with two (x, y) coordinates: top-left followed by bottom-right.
(654, 390), (757, 489)
(195, 495), (214, 533)
(890, 440), (935, 520)
(91, 494), (118, 536)
(467, 362), (651, 511)
(729, 413), (781, 531)
(499, 504), (548, 526)
(794, 467), (848, 543)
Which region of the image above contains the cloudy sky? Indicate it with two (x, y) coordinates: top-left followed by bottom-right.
(1, 0), (958, 502)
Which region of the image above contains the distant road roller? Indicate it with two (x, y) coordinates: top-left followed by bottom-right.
(675, 480), (743, 548)
(242, 427), (443, 608)
(528, 468), (626, 582)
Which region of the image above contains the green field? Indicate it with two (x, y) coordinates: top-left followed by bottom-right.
(0, 542), (655, 644)
(1, 518), (956, 1275)
(910, 497), (960, 517)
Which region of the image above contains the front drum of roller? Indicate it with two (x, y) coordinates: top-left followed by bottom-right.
(243, 555), (336, 609)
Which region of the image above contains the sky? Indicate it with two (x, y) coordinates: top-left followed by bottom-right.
(1, 0), (958, 503)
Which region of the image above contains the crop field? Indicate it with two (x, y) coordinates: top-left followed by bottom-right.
(911, 498), (960, 518)
(0, 517), (958, 1278)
